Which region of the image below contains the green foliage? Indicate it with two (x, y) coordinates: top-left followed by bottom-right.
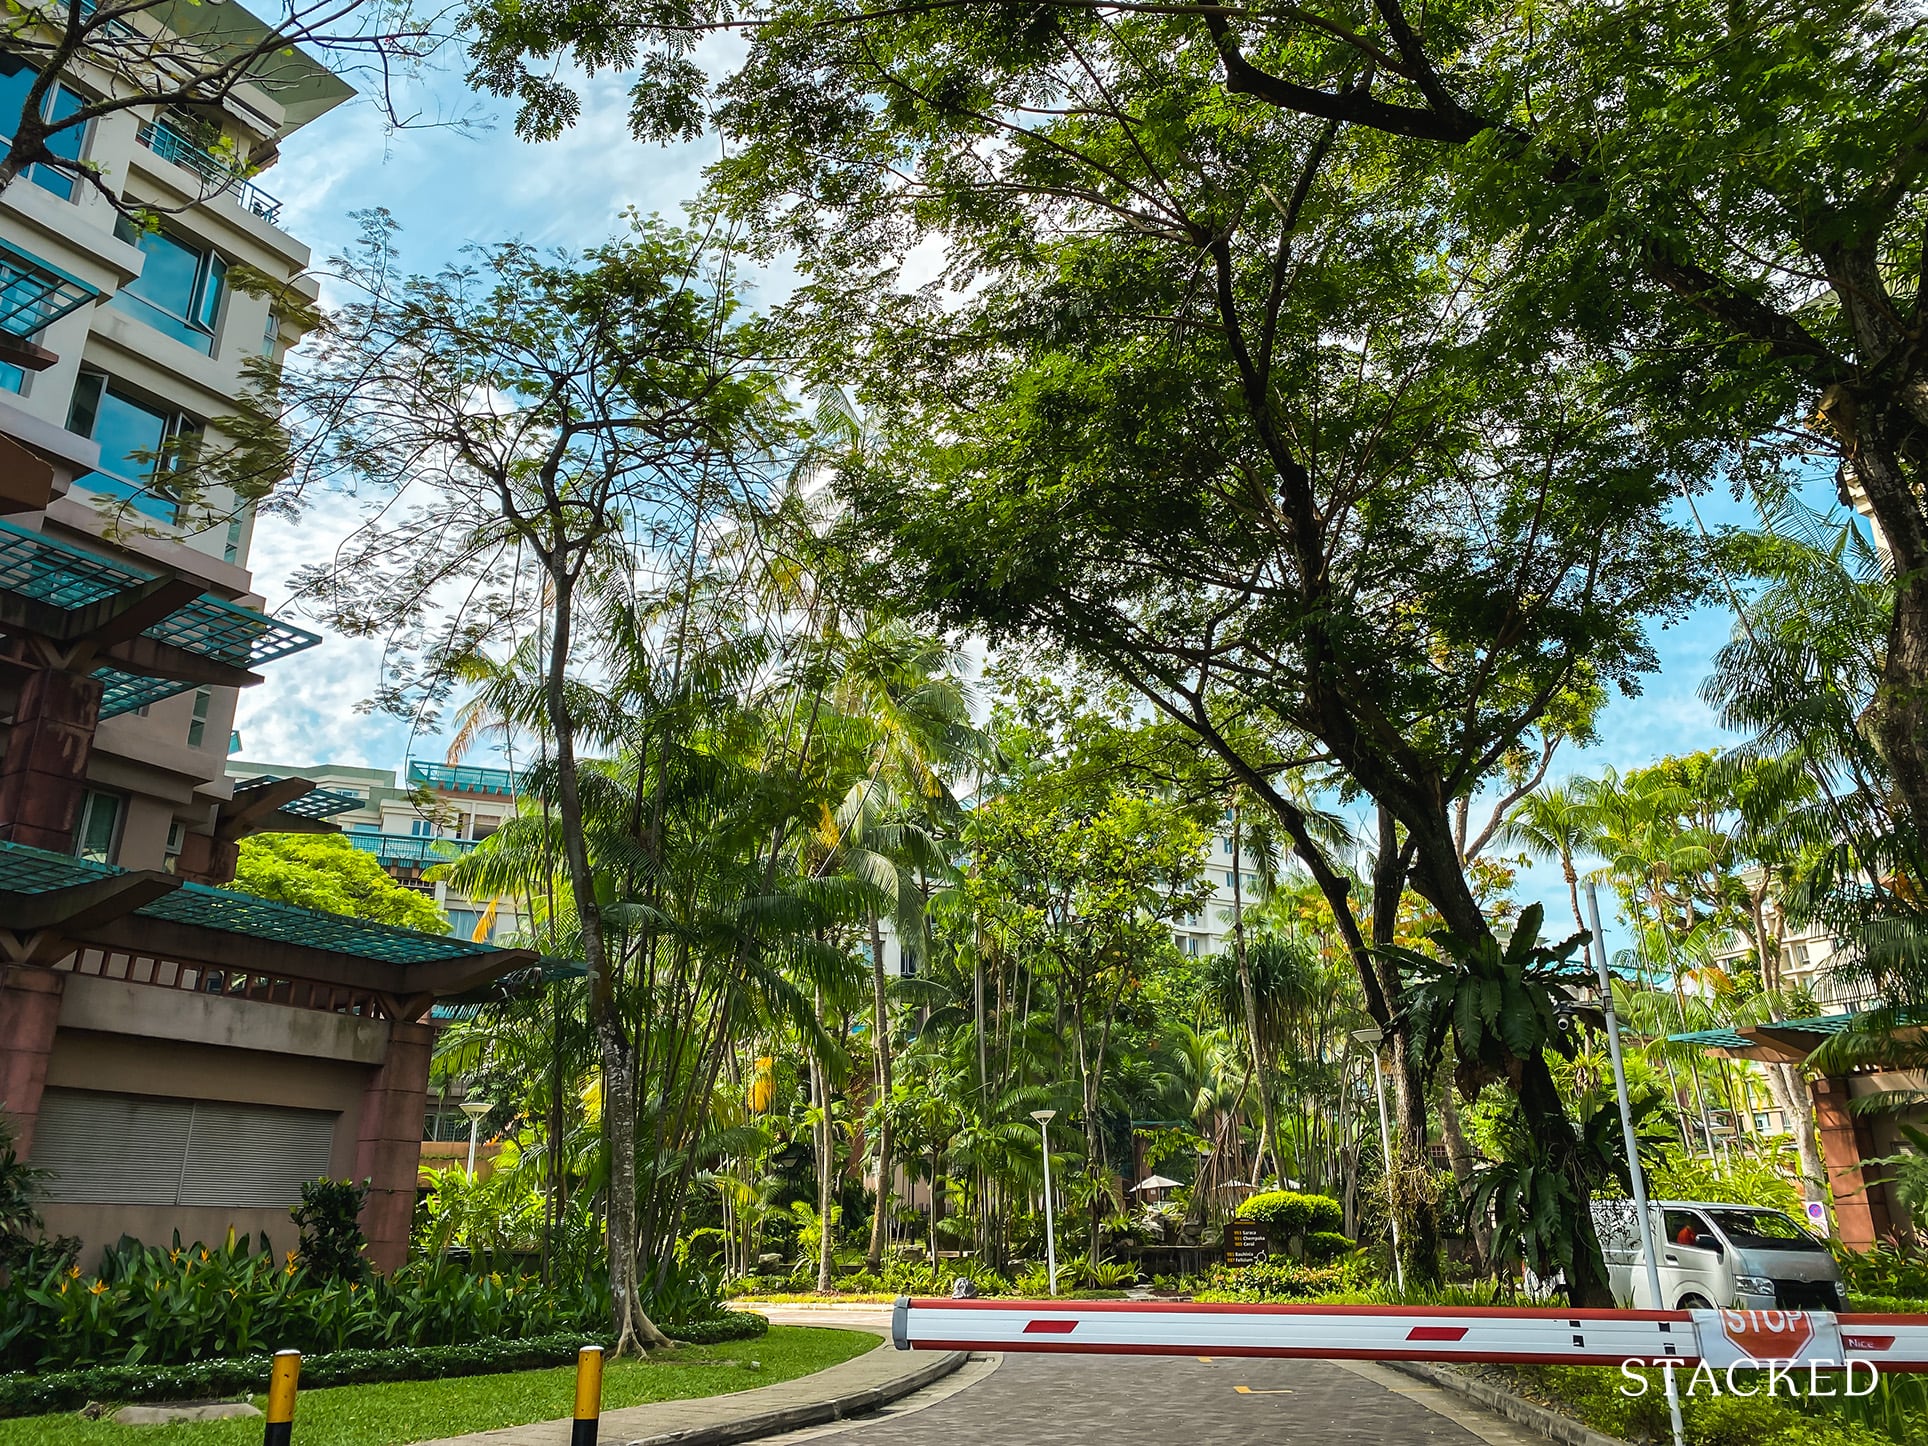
(0, 1332), (602, 1419)
(1513, 1362), (1914, 1446)
(291, 1179), (370, 1285)
(1192, 1260), (1363, 1301)
(231, 835), (450, 932)
(1234, 1191), (1345, 1238)
(1303, 1231), (1356, 1264)
(1865, 1124), (1928, 1231)
(0, 1121), (47, 1274)
(1646, 1146), (1805, 1217)
(1838, 1245), (1928, 1301)
(674, 1310), (768, 1345)
(0, 1234), (599, 1371)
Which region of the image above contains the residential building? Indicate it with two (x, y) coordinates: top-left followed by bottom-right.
(0, 8), (540, 1270)
(226, 756), (532, 943)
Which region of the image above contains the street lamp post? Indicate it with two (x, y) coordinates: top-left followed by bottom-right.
(1586, 881), (1686, 1446)
(1348, 1028), (1405, 1295)
(461, 1099), (493, 1176)
(1030, 1109), (1059, 1297)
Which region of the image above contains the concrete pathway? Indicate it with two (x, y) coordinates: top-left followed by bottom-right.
(411, 1312), (962, 1446)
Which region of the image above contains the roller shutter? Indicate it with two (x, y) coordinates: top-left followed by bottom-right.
(33, 1088), (338, 1208)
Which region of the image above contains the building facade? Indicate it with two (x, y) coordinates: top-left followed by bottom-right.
(0, 10), (536, 1269)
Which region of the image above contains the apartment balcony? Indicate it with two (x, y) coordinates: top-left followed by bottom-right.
(134, 118), (283, 226)
(345, 831), (478, 867)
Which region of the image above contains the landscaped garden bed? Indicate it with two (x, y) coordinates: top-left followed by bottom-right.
(0, 1325), (875, 1446)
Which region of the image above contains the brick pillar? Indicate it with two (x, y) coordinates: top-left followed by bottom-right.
(0, 667), (103, 852)
(0, 965), (65, 1157)
(1812, 1074), (1895, 1249)
(353, 1018), (433, 1274)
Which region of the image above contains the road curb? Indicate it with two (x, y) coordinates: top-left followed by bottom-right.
(1383, 1361), (1626, 1446)
(616, 1350), (969, 1446)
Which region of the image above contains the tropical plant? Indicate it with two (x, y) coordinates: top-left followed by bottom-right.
(290, 1178), (370, 1285)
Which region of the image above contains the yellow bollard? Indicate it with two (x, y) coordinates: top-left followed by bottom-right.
(572, 1346), (604, 1446)
(263, 1350), (300, 1446)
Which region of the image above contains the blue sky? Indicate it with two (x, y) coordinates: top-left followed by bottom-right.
(231, 62), (1763, 947)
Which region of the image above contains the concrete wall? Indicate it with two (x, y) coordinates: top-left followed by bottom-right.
(26, 971), (416, 1264)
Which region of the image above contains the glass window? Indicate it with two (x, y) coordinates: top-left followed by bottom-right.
(67, 372), (198, 520)
(74, 790), (122, 864)
(108, 225), (225, 354)
(1662, 1209), (1716, 1250)
(0, 360), (21, 394)
(1705, 1209), (1827, 1253)
(186, 688), (211, 748)
(261, 310), (279, 357)
(0, 58), (87, 201)
(409, 819), (433, 838)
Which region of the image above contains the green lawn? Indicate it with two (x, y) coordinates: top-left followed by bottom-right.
(0, 1326), (877, 1446)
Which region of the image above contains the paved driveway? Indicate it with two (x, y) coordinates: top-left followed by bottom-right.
(767, 1348), (1552, 1446)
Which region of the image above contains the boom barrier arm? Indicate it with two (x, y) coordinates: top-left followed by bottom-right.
(891, 1297), (1928, 1373)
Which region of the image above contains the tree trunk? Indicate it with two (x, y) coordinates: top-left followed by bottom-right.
(1231, 801), (1285, 1186)
(1372, 808), (1442, 1290)
(542, 563), (668, 1352)
(1438, 1068), (1490, 1271)
(867, 913), (894, 1270)
(812, 985), (835, 1294)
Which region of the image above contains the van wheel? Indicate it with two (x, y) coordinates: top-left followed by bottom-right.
(1678, 1294), (1713, 1309)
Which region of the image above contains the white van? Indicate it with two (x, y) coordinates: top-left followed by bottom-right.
(1592, 1199), (1847, 1311)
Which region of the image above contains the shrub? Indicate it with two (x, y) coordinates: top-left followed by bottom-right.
(0, 1331), (611, 1419)
(1840, 1244), (1928, 1301)
(0, 1233), (602, 1371)
(675, 1310), (768, 1345)
(1193, 1259), (1355, 1300)
(1304, 1231), (1356, 1264)
(292, 1178), (370, 1284)
(1235, 1190), (1345, 1237)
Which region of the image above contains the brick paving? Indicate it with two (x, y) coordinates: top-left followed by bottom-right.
(806, 1351), (1550, 1445)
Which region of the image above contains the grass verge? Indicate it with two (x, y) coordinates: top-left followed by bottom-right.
(0, 1326), (876, 1446)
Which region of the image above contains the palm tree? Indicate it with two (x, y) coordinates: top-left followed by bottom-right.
(1498, 784), (1598, 957)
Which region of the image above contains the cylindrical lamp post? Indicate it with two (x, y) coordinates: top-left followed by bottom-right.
(461, 1099), (493, 1176)
(1031, 1109), (1059, 1297)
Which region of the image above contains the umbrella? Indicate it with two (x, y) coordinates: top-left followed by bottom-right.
(1131, 1174), (1184, 1192)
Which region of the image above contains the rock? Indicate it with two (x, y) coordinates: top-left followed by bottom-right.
(112, 1402), (264, 1425)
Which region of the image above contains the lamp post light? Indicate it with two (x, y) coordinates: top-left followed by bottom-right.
(460, 1100), (493, 1176)
(1348, 1027), (1405, 1294)
(1030, 1109), (1059, 1297)
(1587, 880), (1686, 1446)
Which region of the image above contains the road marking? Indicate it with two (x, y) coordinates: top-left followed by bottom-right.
(1196, 1357), (1214, 1363)
(1233, 1386), (1294, 1395)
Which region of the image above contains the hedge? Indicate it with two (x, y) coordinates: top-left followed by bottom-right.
(1234, 1190), (1345, 1237)
(0, 1311), (768, 1419)
(1304, 1231), (1356, 1263)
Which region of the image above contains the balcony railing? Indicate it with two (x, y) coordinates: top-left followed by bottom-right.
(344, 832), (477, 867)
(134, 119), (283, 225)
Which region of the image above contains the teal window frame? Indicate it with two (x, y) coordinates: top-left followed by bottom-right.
(66, 371), (202, 522)
(108, 224), (226, 355)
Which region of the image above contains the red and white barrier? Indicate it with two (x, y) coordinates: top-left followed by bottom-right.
(891, 1297), (1928, 1373)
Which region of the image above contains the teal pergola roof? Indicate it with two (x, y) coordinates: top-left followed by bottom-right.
(241, 774), (364, 820)
(0, 840), (510, 966)
(0, 239), (99, 339)
(0, 519), (319, 717)
(1669, 1009), (1920, 1055)
(408, 759), (523, 796)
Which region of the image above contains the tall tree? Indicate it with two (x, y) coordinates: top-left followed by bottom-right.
(213, 217), (796, 1352)
(467, 0), (1928, 844)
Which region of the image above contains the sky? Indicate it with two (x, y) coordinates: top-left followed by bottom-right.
(229, 54), (1773, 950)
